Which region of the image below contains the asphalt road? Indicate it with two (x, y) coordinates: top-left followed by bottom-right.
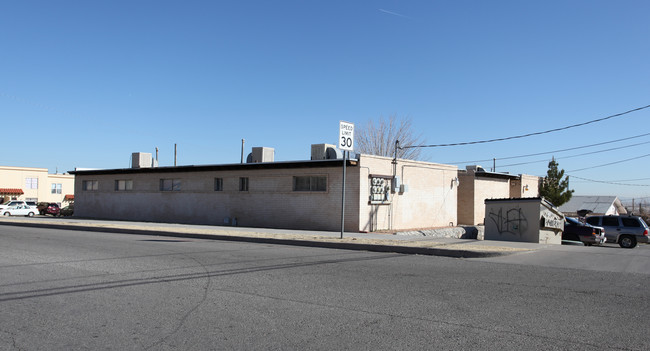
(1, 225), (648, 350)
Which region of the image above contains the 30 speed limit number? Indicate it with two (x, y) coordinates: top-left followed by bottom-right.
(339, 121), (354, 151)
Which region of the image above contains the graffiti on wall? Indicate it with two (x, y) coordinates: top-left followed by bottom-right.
(488, 207), (529, 236)
(540, 210), (563, 232)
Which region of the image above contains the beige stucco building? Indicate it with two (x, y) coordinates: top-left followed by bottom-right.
(457, 166), (540, 225)
(70, 154), (458, 232)
(0, 166), (75, 204)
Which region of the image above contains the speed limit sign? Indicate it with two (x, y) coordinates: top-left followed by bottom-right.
(339, 121), (354, 151)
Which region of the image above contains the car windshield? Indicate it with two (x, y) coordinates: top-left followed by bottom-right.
(566, 217), (581, 225)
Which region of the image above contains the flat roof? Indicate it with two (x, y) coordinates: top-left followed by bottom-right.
(69, 159), (358, 176)
(474, 171), (520, 180)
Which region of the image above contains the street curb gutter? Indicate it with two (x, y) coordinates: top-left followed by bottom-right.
(0, 221), (511, 259)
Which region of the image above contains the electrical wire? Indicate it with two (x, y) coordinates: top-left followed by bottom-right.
(400, 104), (650, 149)
(567, 153), (650, 172)
(496, 140), (650, 168)
(568, 175), (650, 186)
(445, 132), (650, 164)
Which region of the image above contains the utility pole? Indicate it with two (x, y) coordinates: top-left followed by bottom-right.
(392, 140), (399, 178)
(174, 143), (177, 167)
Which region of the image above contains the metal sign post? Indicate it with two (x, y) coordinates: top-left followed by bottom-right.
(339, 121), (354, 239)
(340, 150), (347, 239)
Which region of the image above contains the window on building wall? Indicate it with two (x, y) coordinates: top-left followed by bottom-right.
(51, 183), (62, 194)
(214, 178), (223, 191)
(293, 176), (327, 191)
(82, 180), (98, 191)
(239, 177), (249, 191)
(114, 179), (133, 191)
(25, 178), (38, 189)
(160, 179), (181, 191)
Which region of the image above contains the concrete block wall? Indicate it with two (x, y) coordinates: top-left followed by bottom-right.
(74, 155), (458, 232)
(510, 174), (540, 198)
(456, 172), (476, 225)
(74, 165), (361, 232)
(474, 178), (510, 225)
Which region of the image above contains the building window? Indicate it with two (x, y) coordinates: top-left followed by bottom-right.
(51, 183), (62, 194)
(293, 176), (327, 192)
(82, 180), (98, 191)
(25, 178), (38, 189)
(160, 179), (181, 191)
(214, 178), (223, 191)
(239, 177), (249, 191)
(115, 179), (133, 191)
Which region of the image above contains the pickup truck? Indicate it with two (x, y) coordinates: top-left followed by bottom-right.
(563, 217), (606, 245)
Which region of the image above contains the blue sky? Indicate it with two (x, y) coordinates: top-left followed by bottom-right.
(2, 1), (649, 201)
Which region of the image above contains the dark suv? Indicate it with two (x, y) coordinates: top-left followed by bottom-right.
(585, 215), (649, 248)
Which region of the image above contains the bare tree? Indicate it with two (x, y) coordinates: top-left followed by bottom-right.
(355, 115), (426, 160)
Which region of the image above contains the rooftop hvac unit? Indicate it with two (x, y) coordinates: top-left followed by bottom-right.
(466, 165), (485, 172)
(311, 143), (341, 160)
(132, 152), (156, 168)
(247, 147), (274, 163)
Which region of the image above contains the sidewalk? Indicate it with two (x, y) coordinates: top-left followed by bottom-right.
(0, 217), (545, 258)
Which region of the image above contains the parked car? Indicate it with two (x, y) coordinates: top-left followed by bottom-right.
(0, 201), (38, 212)
(37, 202), (50, 215)
(563, 217), (606, 245)
(59, 204), (74, 217)
(2, 204), (37, 217)
(42, 203), (60, 216)
(1, 200), (26, 210)
(585, 215), (650, 248)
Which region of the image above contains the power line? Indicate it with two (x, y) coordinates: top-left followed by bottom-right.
(496, 140), (650, 168)
(445, 132), (650, 164)
(401, 104), (650, 149)
(605, 177), (650, 182)
(567, 153), (650, 172)
(568, 175), (650, 187)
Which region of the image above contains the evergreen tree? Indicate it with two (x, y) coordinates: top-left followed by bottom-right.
(540, 157), (574, 207)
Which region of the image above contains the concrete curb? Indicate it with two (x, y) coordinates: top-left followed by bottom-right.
(0, 220), (516, 259)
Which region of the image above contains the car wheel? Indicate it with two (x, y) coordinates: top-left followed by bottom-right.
(619, 235), (637, 249)
(3, 212), (10, 216)
(27, 212), (35, 217)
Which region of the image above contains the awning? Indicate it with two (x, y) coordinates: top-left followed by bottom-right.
(0, 188), (24, 195)
(64, 194), (74, 201)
